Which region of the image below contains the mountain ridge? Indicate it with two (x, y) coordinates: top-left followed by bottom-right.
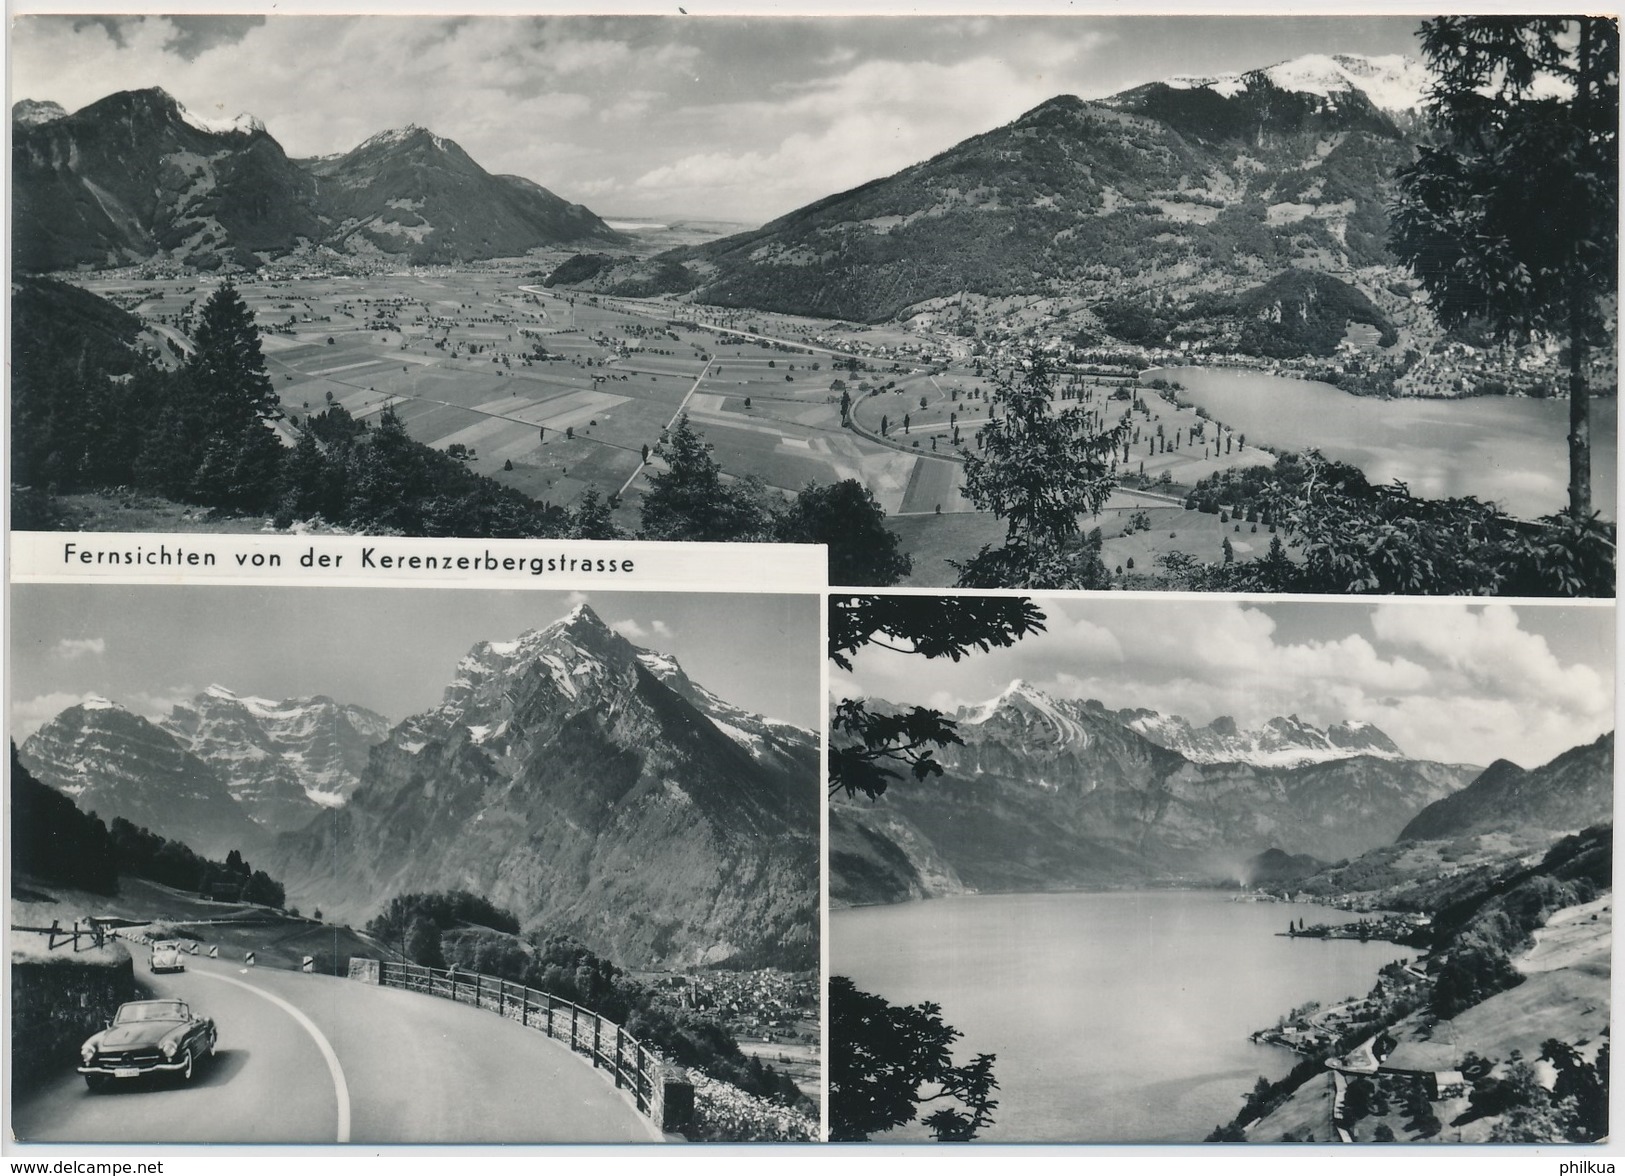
(268, 604), (817, 969)
(12, 87), (623, 271)
(832, 685), (1478, 907)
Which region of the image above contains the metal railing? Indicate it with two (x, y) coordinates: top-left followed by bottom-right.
(375, 959), (689, 1133)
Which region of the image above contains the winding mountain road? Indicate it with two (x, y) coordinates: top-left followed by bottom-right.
(12, 956), (659, 1144)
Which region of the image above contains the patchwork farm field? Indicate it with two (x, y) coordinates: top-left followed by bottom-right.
(77, 268), (1278, 571)
(81, 271), (966, 524)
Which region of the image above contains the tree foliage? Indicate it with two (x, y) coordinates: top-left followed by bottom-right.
(639, 413), (771, 542)
(774, 479), (912, 586)
(1169, 453), (1614, 596)
(10, 744), (119, 895)
(829, 976), (998, 1142)
(1391, 16), (1618, 519)
(105, 817), (284, 907)
(828, 595), (1045, 800)
(10, 277), (570, 537)
(956, 348), (1129, 587)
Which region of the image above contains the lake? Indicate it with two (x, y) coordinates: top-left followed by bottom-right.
(1147, 366), (1617, 520)
(830, 890), (1404, 1143)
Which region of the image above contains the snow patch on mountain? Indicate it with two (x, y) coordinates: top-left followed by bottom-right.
(176, 99), (266, 137)
(1167, 52), (1428, 115)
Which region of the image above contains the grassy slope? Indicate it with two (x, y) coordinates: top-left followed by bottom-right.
(1251, 895), (1611, 1143)
(12, 874), (390, 974)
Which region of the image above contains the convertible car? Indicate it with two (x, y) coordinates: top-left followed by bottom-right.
(149, 941), (186, 973)
(79, 999), (217, 1089)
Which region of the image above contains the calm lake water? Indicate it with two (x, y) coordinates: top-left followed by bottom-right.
(831, 890), (1403, 1143)
(1148, 366), (1617, 520)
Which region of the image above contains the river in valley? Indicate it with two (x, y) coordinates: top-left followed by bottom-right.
(1147, 366), (1617, 520)
(831, 890), (1403, 1143)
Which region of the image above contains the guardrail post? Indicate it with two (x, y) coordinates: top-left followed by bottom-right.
(614, 1027), (624, 1089)
(545, 993), (554, 1038)
(570, 1004), (579, 1053)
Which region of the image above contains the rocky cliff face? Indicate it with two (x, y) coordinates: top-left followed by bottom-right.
(18, 699), (265, 859)
(269, 604), (818, 969)
(161, 687), (390, 833)
(832, 683), (1475, 906)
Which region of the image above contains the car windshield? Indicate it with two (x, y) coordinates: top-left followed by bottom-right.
(115, 1001), (188, 1024)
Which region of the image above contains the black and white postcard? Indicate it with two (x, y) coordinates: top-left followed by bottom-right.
(9, 584), (820, 1144)
(8, 12), (1616, 595)
(828, 593), (1613, 1144)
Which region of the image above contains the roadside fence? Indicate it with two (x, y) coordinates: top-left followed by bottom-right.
(368, 958), (693, 1135)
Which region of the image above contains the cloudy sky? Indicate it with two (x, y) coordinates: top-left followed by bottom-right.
(839, 598), (1615, 769)
(10, 585), (820, 737)
(9, 12), (1425, 223)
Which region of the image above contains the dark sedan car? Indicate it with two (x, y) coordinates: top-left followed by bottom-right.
(79, 999), (217, 1090)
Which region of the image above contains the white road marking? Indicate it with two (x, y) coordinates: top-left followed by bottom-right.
(190, 968), (352, 1142)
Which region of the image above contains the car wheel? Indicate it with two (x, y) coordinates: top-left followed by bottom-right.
(179, 1049), (194, 1083)
(85, 1074), (109, 1092)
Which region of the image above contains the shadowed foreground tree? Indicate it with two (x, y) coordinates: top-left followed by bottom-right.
(1391, 16), (1618, 521)
(955, 348), (1130, 588)
(829, 976), (998, 1142)
(639, 413), (771, 541)
(185, 282), (286, 512)
(774, 479), (912, 586)
(829, 595), (1045, 801)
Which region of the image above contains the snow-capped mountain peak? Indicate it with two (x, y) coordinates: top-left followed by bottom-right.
(162, 687), (390, 829)
(1165, 51), (1428, 115)
(174, 97), (266, 136)
(1122, 707), (1405, 767)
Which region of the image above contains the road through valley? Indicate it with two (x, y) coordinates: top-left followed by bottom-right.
(12, 956), (659, 1144)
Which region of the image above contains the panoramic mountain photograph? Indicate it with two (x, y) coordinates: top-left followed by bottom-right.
(9, 585), (820, 1143)
(8, 13), (1616, 594)
(828, 594), (1613, 1143)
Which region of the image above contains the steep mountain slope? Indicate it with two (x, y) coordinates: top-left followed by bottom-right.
(831, 683), (1474, 905)
(568, 53), (1417, 324)
(1398, 732), (1614, 842)
(12, 91), (623, 271)
(12, 87), (322, 272)
(302, 126), (623, 262)
(268, 605), (818, 969)
(161, 686), (391, 833)
(18, 699), (266, 858)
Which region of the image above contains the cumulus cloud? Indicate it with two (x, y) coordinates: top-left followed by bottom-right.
(53, 637), (106, 660)
(9, 14), (1123, 222)
(10, 692), (96, 740)
(611, 617), (673, 642)
(842, 600), (1612, 768)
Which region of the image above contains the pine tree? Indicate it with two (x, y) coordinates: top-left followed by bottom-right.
(1391, 17), (1618, 520)
(186, 282), (285, 511)
(639, 413), (769, 542)
(570, 487), (625, 540)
